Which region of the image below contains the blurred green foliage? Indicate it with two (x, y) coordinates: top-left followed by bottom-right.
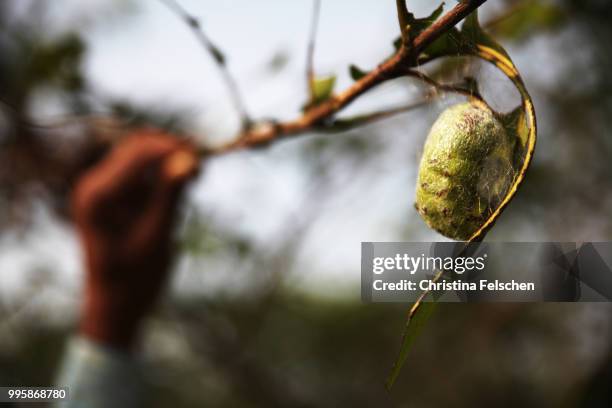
(488, 2), (567, 41)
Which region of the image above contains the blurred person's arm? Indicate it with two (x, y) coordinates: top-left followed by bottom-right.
(54, 131), (198, 407)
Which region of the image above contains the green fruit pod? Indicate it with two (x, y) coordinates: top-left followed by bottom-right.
(415, 102), (515, 240)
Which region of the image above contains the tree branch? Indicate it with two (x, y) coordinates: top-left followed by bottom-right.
(192, 0), (488, 156)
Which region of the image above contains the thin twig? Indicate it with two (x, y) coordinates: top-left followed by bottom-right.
(306, 0), (322, 102)
(317, 100), (430, 133)
(395, 0), (411, 44)
(206, 0), (488, 156)
(405, 70), (483, 100)
(158, 0), (252, 131)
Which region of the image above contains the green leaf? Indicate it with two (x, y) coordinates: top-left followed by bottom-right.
(312, 75), (336, 104)
(501, 106), (531, 169)
(28, 33), (86, 86)
(386, 300), (437, 390)
(416, 8), (514, 64)
(349, 64), (368, 81)
(409, 2), (445, 35)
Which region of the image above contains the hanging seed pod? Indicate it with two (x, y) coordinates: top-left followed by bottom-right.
(415, 101), (515, 240)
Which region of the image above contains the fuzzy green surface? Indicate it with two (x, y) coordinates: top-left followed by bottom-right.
(415, 102), (514, 240)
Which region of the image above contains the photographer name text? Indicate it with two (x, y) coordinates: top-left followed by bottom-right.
(373, 279), (535, 292)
